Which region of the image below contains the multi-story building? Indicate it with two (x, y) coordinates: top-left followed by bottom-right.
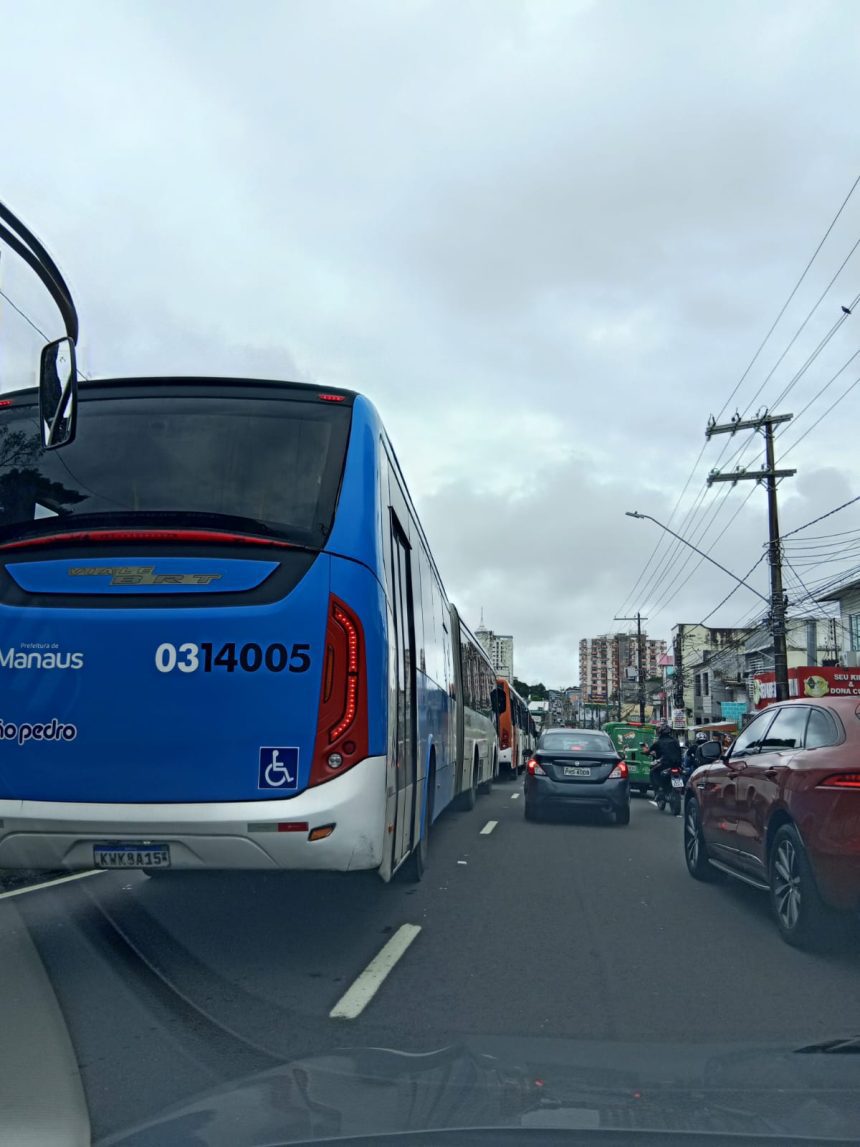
(579, 633), (667, 703)
(671, 624), (753, 719)
(819, 576), (860, 664)
(682, 618), (837, 724)
(474, 624), (514, 680)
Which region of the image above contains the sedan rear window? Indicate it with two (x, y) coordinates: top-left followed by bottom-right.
(539, 732), (614, 753)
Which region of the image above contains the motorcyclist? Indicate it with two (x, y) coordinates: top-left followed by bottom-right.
(684, 732), (709, 778)
(647, 724), (682, 797)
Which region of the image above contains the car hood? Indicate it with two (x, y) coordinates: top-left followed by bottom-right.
(98, 1036), (860, 1145)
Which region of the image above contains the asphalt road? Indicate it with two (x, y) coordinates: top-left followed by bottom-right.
(8, 779), (860, 1139)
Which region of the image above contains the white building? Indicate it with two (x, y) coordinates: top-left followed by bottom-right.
(818, 577), (860, 664)
(528, 699), (549, 733)
(475, 624), (514, 680)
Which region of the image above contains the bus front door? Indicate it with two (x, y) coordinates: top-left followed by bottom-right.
(390, 516), (418, 870)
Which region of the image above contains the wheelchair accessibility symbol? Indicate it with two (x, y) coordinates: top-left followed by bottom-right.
(258, 746), (299, 791)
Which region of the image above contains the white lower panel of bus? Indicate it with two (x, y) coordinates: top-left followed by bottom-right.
(0, 755), (387, 874)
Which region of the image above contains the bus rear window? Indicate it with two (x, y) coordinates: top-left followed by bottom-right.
(0, 391), (351, 546)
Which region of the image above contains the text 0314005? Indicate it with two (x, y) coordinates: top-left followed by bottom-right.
(154, 642), (311, 674)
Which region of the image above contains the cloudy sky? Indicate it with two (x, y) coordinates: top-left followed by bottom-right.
(2, 0), (860, 683)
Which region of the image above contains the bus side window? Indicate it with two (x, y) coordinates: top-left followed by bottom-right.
(465, 643), (476, 711)
(378, 442), (394, 601)
(419, 548), (440, 685)
(412, 550), (427, 675)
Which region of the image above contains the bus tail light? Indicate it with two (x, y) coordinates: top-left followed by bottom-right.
(0, 528), (297, 552)
(501, 728), (511, 749)
(310, 595), (368, 788)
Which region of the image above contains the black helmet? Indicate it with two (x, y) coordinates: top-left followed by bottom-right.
(695, 732), (708, 743)
(658, 724), (672, 736)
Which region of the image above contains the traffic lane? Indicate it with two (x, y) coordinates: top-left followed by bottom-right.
(7, 789), (504, 1137)
(9, 879), (277, 1139)
(346, 784), (860, 1046)
(81, 799), (497, 1021)
(10, 778), (860, 1139)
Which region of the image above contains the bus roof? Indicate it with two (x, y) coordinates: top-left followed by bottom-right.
(0, 375), (358, 404)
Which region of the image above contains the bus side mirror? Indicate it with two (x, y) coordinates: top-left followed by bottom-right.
(39, 337), (77, 449)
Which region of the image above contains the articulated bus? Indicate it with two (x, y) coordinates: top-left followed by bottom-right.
(495, 678), (535, 777)
(0, 376), (498, 881)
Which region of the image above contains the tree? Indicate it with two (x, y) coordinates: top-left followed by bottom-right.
(514, 679), (547, 701)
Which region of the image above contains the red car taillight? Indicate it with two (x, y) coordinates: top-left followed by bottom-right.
(309, 595), (368, 787)
(526, 758), (546, 776)
(608, 760), (629, 780)
(819, 773), (860, 790)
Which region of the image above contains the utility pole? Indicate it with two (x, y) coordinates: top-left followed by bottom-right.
(706, 411), (796, 703)
(615, 612), (647, 723)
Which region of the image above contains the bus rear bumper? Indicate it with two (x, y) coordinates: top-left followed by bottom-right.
(0, 755), (387, 874)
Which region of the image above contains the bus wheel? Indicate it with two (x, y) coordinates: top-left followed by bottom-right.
(401, 777), (432, 882)
(457, 756), (479, 811)
(478, 759), (494, 796)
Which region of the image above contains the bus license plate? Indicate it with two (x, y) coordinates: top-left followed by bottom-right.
(564, 767), (591, 777)
(671, 777), (684, 789)
(93, 844), (171, 869)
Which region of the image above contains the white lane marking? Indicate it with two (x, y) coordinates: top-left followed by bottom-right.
(0, 870), (105, 901)
(511, 793), (521, 800)
(649, 800), (659, 807)
(480, 820), (498, 835)
(457, 860), (468, 865)
(329, 923), (421, 1020)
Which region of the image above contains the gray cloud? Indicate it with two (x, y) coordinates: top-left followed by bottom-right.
(2, 0), (860, 681)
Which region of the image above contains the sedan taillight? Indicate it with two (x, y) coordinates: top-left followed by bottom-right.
(819, 773), (860, 789)
(608, 760), (629, 780)
(527, 758), (546, 776)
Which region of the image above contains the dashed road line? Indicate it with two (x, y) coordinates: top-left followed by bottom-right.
(511, 792), (520, 800)
(329, 923), (422, 1020)
(0, 870), (105, 901)
(480, 820), (498, 835)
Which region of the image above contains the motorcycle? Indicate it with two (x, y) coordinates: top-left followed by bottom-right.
(655, 765), (685, 816)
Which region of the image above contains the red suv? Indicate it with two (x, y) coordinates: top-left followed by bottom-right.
(683, 697), (860, 948)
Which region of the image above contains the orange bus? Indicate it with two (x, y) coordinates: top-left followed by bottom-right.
(495, 678), (535, 778)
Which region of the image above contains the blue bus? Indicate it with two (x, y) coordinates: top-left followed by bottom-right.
(0, 374), (499, 880)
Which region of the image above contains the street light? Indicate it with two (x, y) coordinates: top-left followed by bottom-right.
(624, 511), (768, 602)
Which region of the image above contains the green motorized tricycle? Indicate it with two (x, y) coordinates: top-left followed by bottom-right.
(603, 721), (656, 798)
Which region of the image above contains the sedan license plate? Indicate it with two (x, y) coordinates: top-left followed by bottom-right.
(93, 844), (171, 869)
(563, 766), (592, 777)
(671, 777), (684, 789)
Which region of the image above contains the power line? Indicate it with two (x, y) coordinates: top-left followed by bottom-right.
(651, 493), (759, 621)
(760, 267), (860, 412)
(699, 555), (768, 625)
(656, 351), (860, 611)
(713, 169), (860, 423)
(0, 286), (49, 341)
(0, 287), (89, 381)
(635, 294), (857, 610)
(781, 494), (860, 541)
(614, 172), (860, 619)
(782, 371), (860, 459)
(616, 170), (860, 625)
